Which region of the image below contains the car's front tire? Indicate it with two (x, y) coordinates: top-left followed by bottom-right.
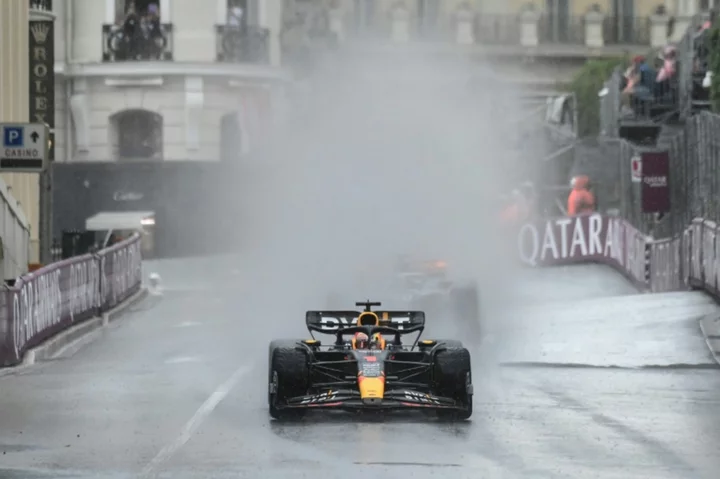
(433, 347), (473, 421)
(268, 341), (309, 420)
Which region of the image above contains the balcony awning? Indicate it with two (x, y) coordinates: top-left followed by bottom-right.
(85, 211), (155, 231)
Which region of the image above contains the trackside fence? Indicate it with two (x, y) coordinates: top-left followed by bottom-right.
(0, 234), (142, 366)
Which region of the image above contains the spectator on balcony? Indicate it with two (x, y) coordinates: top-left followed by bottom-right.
(142, 3), (164, 59)
(655, 45), (677, 102)
(699, 9), (717, 33)
(228, 5), (245, 30)
(695, 10), (717, 74)
(122, 4), (142, 60)
(621, 56), (657, 114)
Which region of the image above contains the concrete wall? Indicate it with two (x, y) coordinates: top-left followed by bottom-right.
(0, 0), (33, 272)
(69, 77), (274, 162)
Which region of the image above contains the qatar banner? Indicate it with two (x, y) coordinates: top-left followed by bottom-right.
(516, 212), (720, 304)
(0, 234), (143, 367)
(517, 214), (649, 287)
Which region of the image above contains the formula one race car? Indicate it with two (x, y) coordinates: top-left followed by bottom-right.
(393, 257), (480, 321)
(326, 258), (480, 325)
(268, 301), (473, 421)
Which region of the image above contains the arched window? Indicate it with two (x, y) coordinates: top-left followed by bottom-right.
(109, 109), (163, 160)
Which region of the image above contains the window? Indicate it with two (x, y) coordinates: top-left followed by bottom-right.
(110, 110), (163, 160)
(126, 0), (159, 16)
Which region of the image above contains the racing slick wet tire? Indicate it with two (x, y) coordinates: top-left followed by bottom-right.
(268, 340), (309, 420)
(432, 347), (473, 421)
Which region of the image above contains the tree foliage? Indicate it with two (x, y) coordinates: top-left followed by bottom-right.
(569, 57), (627, 137)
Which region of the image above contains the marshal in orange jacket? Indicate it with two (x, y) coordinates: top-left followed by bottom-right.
(567, 175), (595, 216)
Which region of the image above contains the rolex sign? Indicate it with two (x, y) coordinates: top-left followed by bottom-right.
(29, 20), (55, 161)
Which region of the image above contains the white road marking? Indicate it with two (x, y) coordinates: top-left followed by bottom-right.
(175, 321), (203, 328)
(139, 363), (253, 478)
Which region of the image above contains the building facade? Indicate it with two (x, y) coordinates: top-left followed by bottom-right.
(53, 0), (288, 164)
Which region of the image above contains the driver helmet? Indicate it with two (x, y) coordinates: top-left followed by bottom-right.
(352, 332), (369, 350)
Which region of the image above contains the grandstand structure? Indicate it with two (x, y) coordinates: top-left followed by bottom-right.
(595, 12), (720, 238)
(599, 14), (711, 144)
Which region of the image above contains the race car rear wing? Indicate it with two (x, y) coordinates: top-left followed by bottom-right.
(305, 310), (425, 334)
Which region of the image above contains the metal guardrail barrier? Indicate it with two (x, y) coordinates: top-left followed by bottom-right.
(0, 234), (142, 366)
(512, 213), (719, 298)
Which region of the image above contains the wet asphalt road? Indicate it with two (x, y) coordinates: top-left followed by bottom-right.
(1, 259), (720, 479)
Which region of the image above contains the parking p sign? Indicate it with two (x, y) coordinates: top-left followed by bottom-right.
(4, 127), (23, 147)
(0, 123), (48, 172)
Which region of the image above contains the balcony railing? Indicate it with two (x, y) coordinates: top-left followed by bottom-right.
(102, 23), (174, 62)
(333, 8), (662, 49)
(537, 15), (586, 44)
(215, 25), (270, 64)
(603, 16), (652, 45)
(474, 15), (522, 46)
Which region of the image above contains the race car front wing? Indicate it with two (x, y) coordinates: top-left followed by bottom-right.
(279, 388), (465, 411)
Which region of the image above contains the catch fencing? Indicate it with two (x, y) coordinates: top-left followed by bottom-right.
(589, 111), (720, 240)
(592, 14), (707, 238)
(0, 234), (142, 366)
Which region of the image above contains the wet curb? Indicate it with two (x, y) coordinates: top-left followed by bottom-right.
(698, 315), (720, 366)
(0, 287), (149, 377)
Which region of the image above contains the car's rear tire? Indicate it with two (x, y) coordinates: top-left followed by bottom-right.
(433, 347), (473, 421)
(450, 283), (480, 318)
(450, 283), (481, 341)
(268, 340), (309, 420)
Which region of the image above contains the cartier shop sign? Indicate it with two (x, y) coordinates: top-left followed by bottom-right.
(29, 20), (55, 161)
